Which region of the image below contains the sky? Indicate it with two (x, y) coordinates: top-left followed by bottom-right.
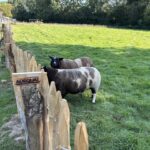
(0, 0), (7, 2)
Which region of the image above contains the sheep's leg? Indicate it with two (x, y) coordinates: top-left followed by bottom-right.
(92, 93), (96, 103)
(90, 88), (96, 103)
(58, 85), (66, 98)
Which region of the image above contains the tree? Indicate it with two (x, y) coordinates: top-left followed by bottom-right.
(143, 2), (150, 26)
(12, 0), (36, 21)
(11, 0), (150, 28)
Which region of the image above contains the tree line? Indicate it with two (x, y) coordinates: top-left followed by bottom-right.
(8, 0), (150, 28)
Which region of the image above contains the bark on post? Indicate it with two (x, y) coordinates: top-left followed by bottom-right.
(74, 122), (89, 150)
(2, 23), (16, 72)
(5, 43), (16, 72)
(0, 24), (4, 51)
(2, 23), (12, 44)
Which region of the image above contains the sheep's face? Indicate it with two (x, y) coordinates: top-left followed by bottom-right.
(49, 56), (63, 68)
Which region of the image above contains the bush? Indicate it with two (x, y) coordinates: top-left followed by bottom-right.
(143, 3), (150, 26)
(0, 3), (13, 18)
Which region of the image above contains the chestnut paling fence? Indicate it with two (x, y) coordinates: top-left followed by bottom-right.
(1, 23), (89, 150)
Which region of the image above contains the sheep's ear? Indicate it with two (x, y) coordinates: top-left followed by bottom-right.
(49, 56), (53, 59)
(59, 58), (63, 61)
(43, 66), (48, 71)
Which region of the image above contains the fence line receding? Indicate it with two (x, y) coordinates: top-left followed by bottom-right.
(1, 23), (89, 150)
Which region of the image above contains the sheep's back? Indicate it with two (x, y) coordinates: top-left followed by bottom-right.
(60, 59), (78, 69)
(75, 57), (93, 67)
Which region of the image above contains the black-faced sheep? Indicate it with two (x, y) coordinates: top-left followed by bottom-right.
(43, 66), (101, 103)
(49, 56), (93, 69)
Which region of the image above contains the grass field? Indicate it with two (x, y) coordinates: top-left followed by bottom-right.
(0, 23), (150, 150)
(0, 52), (24, 149)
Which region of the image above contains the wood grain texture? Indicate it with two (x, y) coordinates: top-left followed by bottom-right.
(12, 72), (44, 150)
(74, 122), (89, 150)
(12, 72), (71, 150)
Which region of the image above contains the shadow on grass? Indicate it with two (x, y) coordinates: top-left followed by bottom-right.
(16, 41), (150, 104)
(16, 41), (150, 90)
(16, 41), (150, 65)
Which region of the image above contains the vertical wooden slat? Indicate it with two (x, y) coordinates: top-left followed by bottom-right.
(15, 47), (20, 72)
(11, 42), (17, 70)
(4, 43), (10, 68)
(18, 48), (24, 72)
(40, 72), (52, 150)
(2, 24), (11, 65)
(23, 51), (28, 71)
(4, 43), (16, 72)
(17, 48), (21, 72)
(2, 23), (12, 44)
(57, 98), (70, 150)
(48, 82), (60, 150)
(29, 56), (38, 72)
(74, 122), (89, 150)
(38, 64), (42, 71)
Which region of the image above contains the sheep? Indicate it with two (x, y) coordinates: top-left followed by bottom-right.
(49, 56), (93, 69)
(43, 66), (101, 103)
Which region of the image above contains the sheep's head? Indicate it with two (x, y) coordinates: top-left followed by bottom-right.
(49, 56), (63, 68)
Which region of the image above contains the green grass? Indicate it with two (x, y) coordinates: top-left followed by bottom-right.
(0, 53), (16, 127)
(1, 23), (150, 149)
(0, 52), (24, 149)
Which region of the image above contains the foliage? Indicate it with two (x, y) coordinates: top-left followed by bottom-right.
(0, 51), (23, 149)
(10, 0), (150, 28)
(12, 0), (36, 21)
(0, 23), (149, 149)
(0, 3), (13, 18)
(143, 2), (150, 26)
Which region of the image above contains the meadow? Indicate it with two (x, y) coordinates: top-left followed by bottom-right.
(0, 23), (150, 150)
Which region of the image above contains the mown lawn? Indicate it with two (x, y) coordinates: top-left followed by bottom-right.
(1, 23), (150, 150)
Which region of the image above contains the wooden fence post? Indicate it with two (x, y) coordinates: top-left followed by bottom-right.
(12, 72), (45, 150)
(74, 122), (89, 150)
(2, 23), (41, 73)
(5, 43), (16, 72)
(12, 72), (71, 150)
(2, 24), (11, 68)
(2, 23), (12, 44)
(2, 23), (16, 72)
